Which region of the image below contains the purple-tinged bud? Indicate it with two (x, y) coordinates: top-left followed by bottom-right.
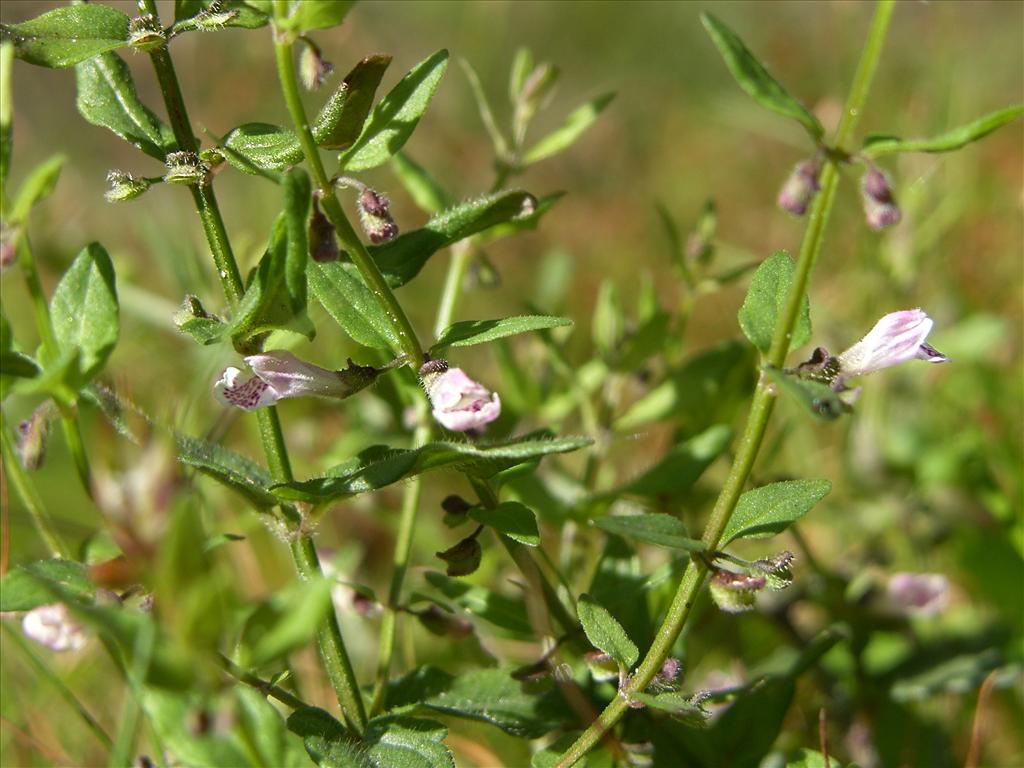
(22, 602), (88, 651)
(358, 187), (399, 244)
(164, 151), (209, 186)
(16, 402), (55, 470)
(709, 570), (766, 614)
(299, 41), (334, 91)
(105, 170), (152, 203)
(416, 604), (474, 638)
(435, 529), (483, 577)
(655, 657), (681, 685)
(777, 159), (821, 216)
(837, 309), (949, 378)
(214, 351), (378, 410)
(128, 14), (165, 52)
(887, 572), (949, 617)
(308, 198), (339, 263)
(420, 361), (502, 433)
(861, 166), (901, 230)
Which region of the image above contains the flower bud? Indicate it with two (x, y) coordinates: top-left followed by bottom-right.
(709, 570), (766, 614)
(886, 572), (949, 617)
(22, 602), (88, 651)
(128, 14), (165, 52)
(420, 361), (501, 433)
(215, 351), (378, 410)
(299, 41), (334, 91)
(308, 198), (339, 263)
(777, 159), (820, 216)
(415, 604), (474, 638)
(861, 166), (901, 230)
(16, 402), (55, 470)
(837, 309), (949, 378)
(164, 151), (209, 186)
(357, 187), (399, 244)
(436, 532), (483, 577)
(105, 170), (152, 203)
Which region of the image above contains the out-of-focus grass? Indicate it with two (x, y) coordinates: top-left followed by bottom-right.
(1, 1), (1021, 766)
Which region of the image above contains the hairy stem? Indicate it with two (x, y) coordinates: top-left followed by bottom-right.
(554, 3), (895, 764)
(140, 0), (367, 731)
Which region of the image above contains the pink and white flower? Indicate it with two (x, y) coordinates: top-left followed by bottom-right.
(421, 362), (501, 432)
(887, 572), (949, 617)
(22, 602), (88, 652)
(837, 309), (948, 378)
(215, 351), (376, 410)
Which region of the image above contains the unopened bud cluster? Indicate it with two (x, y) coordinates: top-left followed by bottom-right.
(358, 187), (399, 244)
(777, 159), (821, 216)
(860, 166), (901, 230)
(776, 154), (902, 230)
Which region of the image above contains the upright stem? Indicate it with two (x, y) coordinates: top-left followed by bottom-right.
(271, 12), (423, 365)
(554, 3), (894, 764)
(140, 0), (367, 732)
(433, 241), (473, 338)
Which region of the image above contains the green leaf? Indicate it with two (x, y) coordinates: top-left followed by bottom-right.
(339, 50), (449, 172)
(423, 572), (532, 638)
(386, 666), (563, 739)
(591, 514), (704, 552)
(273, 435), (591, 503)
(459, 57), (509, 157)
(862, 105), (1024, 157)
(615, 423), (732, 497)
(282, 167), (310, 312)
(523, 92), (615, 165)
(763, 365), (847, 421)
(175, 433), (278, 508)
(75, 52), (175, 161)
(50, 242), (119, 383)
(309, 260), (398, 351)
(469, 501), (540, 546)
(143, 689), (250, 766)
(432, 315), (571, 353)
(373, 190), (537, 287)
(9, 154), (65, 223)
(390, 152), (452, 214)
(700, 13), (823, 141)
(234, 687), (307, 768)
(721, 479), (832, 545)
(785, 749), (845, 768)
(0, 559), (93, 611)
(241, 578), (334, 667)
(280, 0), (356, 32)
(578, 593), (638, 668)
(738, 250), (810, 355)
(316, 55), (392, 150)
(476, 191), (563, 245)
(223, 122), (303, 173)
(1, 5), (130, 69)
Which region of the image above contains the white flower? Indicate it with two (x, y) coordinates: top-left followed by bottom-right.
(421, 364), (501, 432)
(22, 603), (88, 652)
(837, 309), (949, 378)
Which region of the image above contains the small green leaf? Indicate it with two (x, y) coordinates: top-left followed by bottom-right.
(460, 57), (509, 157)
(291, 711), (453, 768)
(578, 593), (638, 669)
(280, 0), (356, 32)
(223, 122), (303, 173)
(423, 573), (532, 638)
(340, 50), (449, 172)
(785, 749), (845, 768)
(50, 242), (119, 383)
(373, 190), (537, 288)
(391, 152), (451, 214)
(470, 501), (540, 547)
(309, 260), (399, 351)
(175, 433), (278, 508)
(273, 436), (591, 503)
(144, 689), (249, 766)
(282, 167), (310, 312)
(76, 52), (174, 161)
(721, 479), (832, 545)
(9, 154), (65, 223)
(763, 365), (847, 421)
(1, 5), (130, 69)
(523, 92), (615, 165)
(862, 105), (1024, 157)
(0, 559), (93, 611)
(700, 13), (823, 141)
(738, 250), (810, 355)
(591, 514), (704, 552)
(234, 688), (306, 768)
(616, 424), (732, 497)
(241, 578), (334, 667)
(315, 54), (392, 150)
(432, 315), (571, 353)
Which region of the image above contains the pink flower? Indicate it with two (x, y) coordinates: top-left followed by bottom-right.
(421, 363), (501, 432)
(887, 572), (949, 617)
(215, 351), (377, 410)
(22, 603), (88, 652)
(837, 309), (949, 378)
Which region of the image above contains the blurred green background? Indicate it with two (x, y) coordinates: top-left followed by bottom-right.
(2, 1), (1022, 766)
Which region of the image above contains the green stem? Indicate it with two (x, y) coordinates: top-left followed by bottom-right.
(1, 413), (69, 558)
(218, 654), (309, 710)
(140, 0), (367, 732)
(433, 241), (473, 338)
(271, 12), (423, 365)
(554, 3), (894, 764)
